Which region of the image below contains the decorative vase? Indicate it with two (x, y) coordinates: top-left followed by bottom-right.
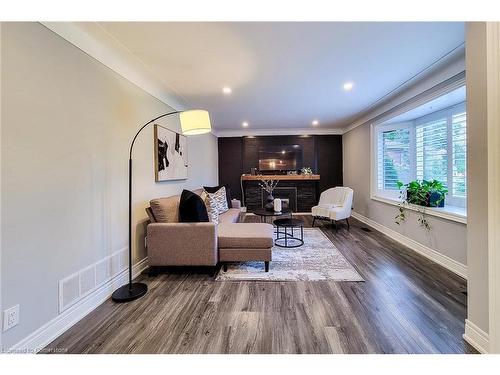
(274, 198), (282, 213)
(264, 194), (275, 211)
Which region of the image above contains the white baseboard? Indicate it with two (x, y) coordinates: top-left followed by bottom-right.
(351, 211), (467, 279)
(8, 257), (149, 354)
(463, 319), (489, 353)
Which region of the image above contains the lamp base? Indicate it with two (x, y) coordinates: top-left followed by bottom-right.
(111, 282), (148, 303)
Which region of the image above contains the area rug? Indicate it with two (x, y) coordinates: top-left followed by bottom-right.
(215, 228), (364, 282)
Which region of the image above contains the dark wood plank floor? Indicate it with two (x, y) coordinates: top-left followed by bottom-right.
(45, 216), (477, 354)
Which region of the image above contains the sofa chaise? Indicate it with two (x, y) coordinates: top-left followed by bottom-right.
(145, 189), (274, 274)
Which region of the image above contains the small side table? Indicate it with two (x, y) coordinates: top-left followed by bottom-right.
(273, 218), (304, 248)
(253, 207), (292, 224)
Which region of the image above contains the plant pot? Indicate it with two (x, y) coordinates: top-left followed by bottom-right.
(406, 191), (426, 206)
(264, 194), (275, 211)
(428, 192), (445, 207)
(407, 191), (445, 207)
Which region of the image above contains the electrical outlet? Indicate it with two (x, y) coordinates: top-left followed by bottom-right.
(3, 305), (20, 331)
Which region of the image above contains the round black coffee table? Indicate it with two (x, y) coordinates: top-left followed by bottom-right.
(273, 218), (304, 248)
(253, 207), (292, 223)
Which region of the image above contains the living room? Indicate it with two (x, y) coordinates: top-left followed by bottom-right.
(1, 1), (500, 373)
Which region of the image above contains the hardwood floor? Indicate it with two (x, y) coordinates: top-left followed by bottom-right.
(45, 216), (477, 354)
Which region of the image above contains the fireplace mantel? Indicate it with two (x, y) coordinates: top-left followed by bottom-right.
(241, 174), (320, 181)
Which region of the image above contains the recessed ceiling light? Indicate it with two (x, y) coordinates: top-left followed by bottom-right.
(281, 150), (286, 154)
(222, 86), (232, 95)
(242, 121), (249, 127)
(312, 120), (319, 126)
(343, 82), (354, 91)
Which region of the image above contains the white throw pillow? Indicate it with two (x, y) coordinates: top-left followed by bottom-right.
(205, 186), (229, 214)
(200, 191), (219, 224)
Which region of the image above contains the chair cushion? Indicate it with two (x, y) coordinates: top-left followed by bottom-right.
(217, 223), (273, 249)
(150, 195), (181, 223)
(179, 189), (209, 223)
(218, 208), (241, 224)
(219, 247), (272, 262)
(328, 207), (348, 220)
(150, 189), (204, 223)
(312, 204), (332, 218)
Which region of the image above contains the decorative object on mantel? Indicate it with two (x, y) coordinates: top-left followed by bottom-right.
(111, 109), (211, 304)
(301, 166), (313, 175)
(259, 179), (279, 211)
(394, 179), (448, 230)
(274, 198), (282, 213)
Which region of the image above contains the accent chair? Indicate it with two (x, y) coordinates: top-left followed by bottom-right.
(311, 187), (354, 230)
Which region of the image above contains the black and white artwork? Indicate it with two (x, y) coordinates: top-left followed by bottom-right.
(154, 124), (188, 181)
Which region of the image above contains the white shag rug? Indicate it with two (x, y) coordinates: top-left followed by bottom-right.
(215, 228), (364, 282)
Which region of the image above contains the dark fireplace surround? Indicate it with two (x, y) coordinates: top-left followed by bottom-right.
(218, 134), (343, 212)
(262, 186), (297, 212)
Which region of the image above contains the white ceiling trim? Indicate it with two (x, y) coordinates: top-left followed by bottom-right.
(214, 127), (343, 137)
(40, 22), (189, 111)
(340, 46), (466, 134)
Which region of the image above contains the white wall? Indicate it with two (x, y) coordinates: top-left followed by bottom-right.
(0, 22), (218, 348)
(0, 22), (3, 349)
(342, 50), (468, 268)
(464, 22), (490, 340)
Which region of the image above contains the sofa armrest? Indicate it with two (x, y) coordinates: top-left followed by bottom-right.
(231, 199), (242, 209)
(147, 222), (217, 266)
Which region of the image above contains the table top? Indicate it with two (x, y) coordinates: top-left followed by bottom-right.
(252, 207), (291, 217)
(273, 218), (304, 227)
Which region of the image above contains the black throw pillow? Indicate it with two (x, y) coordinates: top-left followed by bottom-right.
(203, 185), (232, 208)
(179, 189), (209, 223)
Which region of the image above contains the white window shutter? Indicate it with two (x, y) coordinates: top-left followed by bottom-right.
(378, 128), (411, 190)
(451, 111), (467, 199)
(416, 117), (448, 185)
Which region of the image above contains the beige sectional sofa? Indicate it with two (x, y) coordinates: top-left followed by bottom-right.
(145, 189), (274, 273)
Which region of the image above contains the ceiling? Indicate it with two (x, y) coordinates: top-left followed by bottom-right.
(97, 22), (465, 133)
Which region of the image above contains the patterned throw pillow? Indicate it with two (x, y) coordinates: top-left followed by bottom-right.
(200, 191), (219, 224)
(206, 186), (229, 214)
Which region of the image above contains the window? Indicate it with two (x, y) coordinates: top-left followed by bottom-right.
(377, 128), (411, 190)
(373, 102), (466, 208)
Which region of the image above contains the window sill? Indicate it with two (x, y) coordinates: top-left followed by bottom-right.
(371, 195), (467, 224)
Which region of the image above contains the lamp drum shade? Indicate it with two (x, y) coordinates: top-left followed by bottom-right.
(180, 110), (211, 135)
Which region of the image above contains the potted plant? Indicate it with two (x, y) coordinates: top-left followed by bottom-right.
(300, 166), (313, 175)
(395, 179), (448, 230)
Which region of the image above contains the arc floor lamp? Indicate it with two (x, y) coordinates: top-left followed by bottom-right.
(111, 109), (212, 303)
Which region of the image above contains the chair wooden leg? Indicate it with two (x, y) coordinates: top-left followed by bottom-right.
(312, 216), (316, 227)
(346, 218), (350, 230)
(332, 220), (338, 232)
(265, 261), (270, 272)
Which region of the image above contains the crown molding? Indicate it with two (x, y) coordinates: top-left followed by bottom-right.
(342, 45), (466, 134)
(40, 22), (188, 111)
(214, 127), (344, 137)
